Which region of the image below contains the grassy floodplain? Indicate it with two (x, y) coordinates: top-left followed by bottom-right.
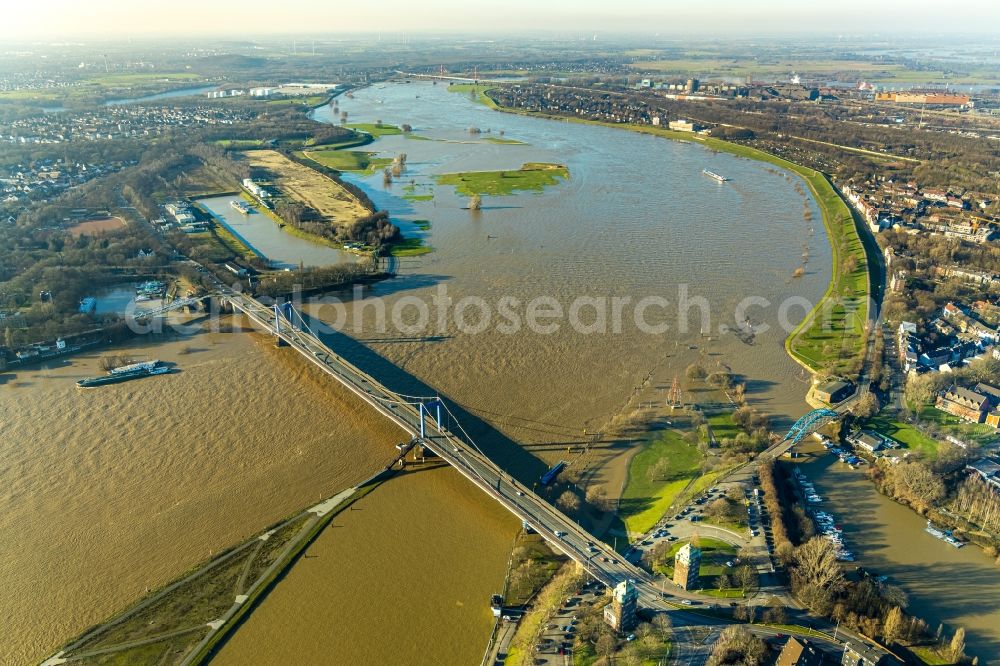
(435, 162), (568, 197)
(447, 82), (500, 108)
(345, 122), (404, 137)
(300, 148), (391, 174)
(47, 477), (385, 666)
(619, 429), (702, 537)
(485, 136), (527, 145)
(389, 237), (433, 257)
(480, 90), (870, 376)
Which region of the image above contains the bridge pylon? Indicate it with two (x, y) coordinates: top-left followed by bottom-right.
(417, 398), (444, 439)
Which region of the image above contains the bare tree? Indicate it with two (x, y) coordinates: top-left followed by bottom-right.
(648, 458), (671, 483)
(950, 627), (966, 662)
(883, 606), (904, 644)
(707, 625), (766, 666)
(685, 363), (707, 381)
(651, 613), (672, 640)
(762, 597), (787, 625)
(735, 564), (758, 596)
(557, 490), (581, 513)
(792, 537), (845, 613)
(596, 630), (617, 661)
(853, 392), (880, 419)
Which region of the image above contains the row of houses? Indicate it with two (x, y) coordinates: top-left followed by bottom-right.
(1, 105), (252, 145)
(936, 382), (1000, 428)
(1, 160), (134, 210)
(897, 302), (1000, 374)
(840, 179), (994, 243)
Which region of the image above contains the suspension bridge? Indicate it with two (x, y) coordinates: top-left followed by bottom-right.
(221, 291), (665, 597)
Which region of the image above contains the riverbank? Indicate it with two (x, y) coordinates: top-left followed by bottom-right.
(478, 90), (871, 380)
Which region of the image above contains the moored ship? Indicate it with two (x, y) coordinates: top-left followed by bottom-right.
(76, 360), (170, 388)
(925, 520), (965, 548)
(230, 199), (251, 214)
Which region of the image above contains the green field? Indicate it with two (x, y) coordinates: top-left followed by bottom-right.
(214, 139), (265, 149)
(654, 537), (737, 582)
(402, 183), (435, 201)
(301, 148), (391, 173)
(0, 71), (204, 104)
(345, 122), (404, 137)
(447, 83), (500, 108)
(620, 429), (702, 537)
(266, 94), (330, 107)
(908, 645), (955, 666)
(390, 237), (433, 256)
(435, 162), (568, 197)
(86, 72), (201, 85)
(862, 414), (941, 457)
(915, 405), (1000, 446)
(706, 410), (740, 442)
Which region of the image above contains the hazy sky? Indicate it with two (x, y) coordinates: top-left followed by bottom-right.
(9, 0), (1000, 37)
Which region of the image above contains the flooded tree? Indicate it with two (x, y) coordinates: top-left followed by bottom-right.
(557, 489), (580, 513)
(950, 627), (966, 662)
(469, 194), (482, 210)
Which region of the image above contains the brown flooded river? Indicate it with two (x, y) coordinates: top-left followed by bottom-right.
(4, 80), (998, 665)
(0, 324), (404, 664)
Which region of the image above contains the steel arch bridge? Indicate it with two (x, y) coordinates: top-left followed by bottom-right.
(781, 408), (839, 445)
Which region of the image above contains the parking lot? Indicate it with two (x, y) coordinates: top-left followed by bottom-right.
(530, 579), (606, 664)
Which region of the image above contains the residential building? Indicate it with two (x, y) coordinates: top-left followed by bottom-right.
(847, 430), (899, 454)
(936, 385), (990, 423)
(777, 638), (825, 666)
(842, 642), (897, 666)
